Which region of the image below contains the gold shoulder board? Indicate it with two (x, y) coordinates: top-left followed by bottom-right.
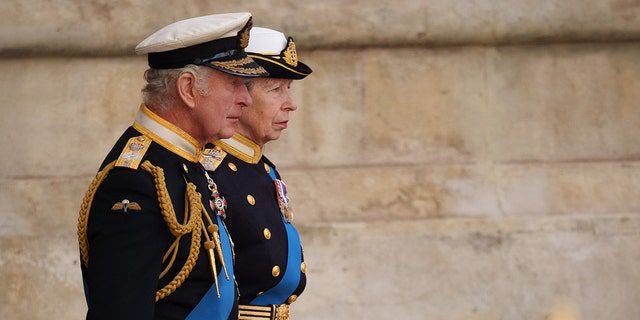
(115, 135), (152, 169)
(200, 146), (227, 171)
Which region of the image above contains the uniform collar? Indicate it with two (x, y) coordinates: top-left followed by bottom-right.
(214, 133), (262, 164)
(132, 105), (203, 162)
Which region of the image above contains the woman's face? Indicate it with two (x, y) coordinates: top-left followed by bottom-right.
(237, 78), (297, 147)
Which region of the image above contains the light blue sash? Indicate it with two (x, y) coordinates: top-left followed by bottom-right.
(250, 166), (303, 305)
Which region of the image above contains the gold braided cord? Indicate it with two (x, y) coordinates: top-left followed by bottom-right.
(77, 159), (212, 301)
(154, 223), (201, 301)
(78, 161), (117, 267)
(141, 162), (201, 237)
(159, 194), (189, 279)
(159, 236), (181, 279)
(140, 161), (207, 301)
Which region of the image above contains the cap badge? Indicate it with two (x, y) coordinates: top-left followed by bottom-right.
(283, 38), (298, 67)
(238, 18), (252, 49)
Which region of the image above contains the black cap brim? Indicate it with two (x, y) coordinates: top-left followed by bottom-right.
(146, 34), (268, 77)
(248, 53), (312, 80)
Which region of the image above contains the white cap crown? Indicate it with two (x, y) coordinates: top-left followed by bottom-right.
(136, 12), (252, 54)
(245, 27), (288, 54)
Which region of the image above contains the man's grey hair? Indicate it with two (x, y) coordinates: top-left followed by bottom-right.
(142, 64), (212, 112)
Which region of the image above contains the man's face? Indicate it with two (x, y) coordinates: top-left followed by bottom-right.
(192, 69), (252, 143)
(238, 78), (296, 146)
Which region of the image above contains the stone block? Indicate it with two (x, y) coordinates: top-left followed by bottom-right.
(0, 57), (147, 178)
(496, 162), (640, 216)
(294, 215), (640, 320)
(283, 164), (500, 224)
(1, 1), (639, 54)
(269, 47), (488, 167)
(271, 43), (640, 168)
(486, 43), (640, 163)
(0, 236), (86, 319)
(0, 176), (91, 237)
(492, 0), (640, 42)
(282, 161), (640, 223)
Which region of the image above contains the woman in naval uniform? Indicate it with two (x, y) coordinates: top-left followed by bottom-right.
(201, 27), (312, 320)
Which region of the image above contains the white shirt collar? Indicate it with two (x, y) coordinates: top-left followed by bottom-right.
(132, 105), (202, 162)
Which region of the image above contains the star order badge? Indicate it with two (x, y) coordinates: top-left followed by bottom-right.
(209, 189), (227, 219)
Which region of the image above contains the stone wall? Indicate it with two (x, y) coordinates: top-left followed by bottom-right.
(1, 1), (639, 319)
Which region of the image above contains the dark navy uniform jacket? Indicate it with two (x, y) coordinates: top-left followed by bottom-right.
(78, 106), (237, 320)
(203, 133), (306, 307)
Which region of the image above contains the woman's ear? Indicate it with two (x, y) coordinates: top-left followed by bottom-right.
(175, 72), (198, 109)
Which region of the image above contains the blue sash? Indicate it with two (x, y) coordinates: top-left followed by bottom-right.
(186, 215), (235, 319)
(250, 166), (303, 305)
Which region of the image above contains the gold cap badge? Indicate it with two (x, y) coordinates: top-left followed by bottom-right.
(238, 18), (252, 49)
(283, 38), (298, 67)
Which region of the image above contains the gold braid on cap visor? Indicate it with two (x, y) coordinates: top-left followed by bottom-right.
(210, 57), (267, 74)
(247, 54), (309, 76)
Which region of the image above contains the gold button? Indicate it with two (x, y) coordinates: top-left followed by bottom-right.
(137, 136), (146, 142)
(247, 195), (255, 205)
(264, 163), (271, 173)
(272, 265), (280, 277)
(263, 228), (271, 240)
(287, 295), (298, 304)
(301, 262), (307, 273)
(228, 162), (237, 171)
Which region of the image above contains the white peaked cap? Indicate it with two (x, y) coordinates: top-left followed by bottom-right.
(242, 26), (312, 79)
(135, 12), (252, 54)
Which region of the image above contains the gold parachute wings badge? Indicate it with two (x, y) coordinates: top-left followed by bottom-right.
(111, 199), (142, 213)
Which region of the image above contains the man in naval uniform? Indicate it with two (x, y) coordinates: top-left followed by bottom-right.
(200, 27), (312, 320)
(77, 13), (269, 319)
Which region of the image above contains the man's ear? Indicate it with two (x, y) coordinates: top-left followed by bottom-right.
(176, 72), (198, 109)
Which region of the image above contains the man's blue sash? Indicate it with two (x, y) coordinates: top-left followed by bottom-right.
(186, 215), (235, 319)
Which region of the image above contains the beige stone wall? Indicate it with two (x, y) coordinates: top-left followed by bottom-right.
(1, 1), (639, 319)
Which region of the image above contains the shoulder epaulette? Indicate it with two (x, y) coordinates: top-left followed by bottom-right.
(114, 135), (152, 169)
(200, 146), (227, 171)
